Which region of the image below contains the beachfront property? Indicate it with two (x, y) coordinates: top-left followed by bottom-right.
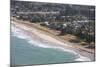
(10, 0), (95, 66)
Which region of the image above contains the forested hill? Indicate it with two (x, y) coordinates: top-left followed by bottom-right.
(11, 1), (95, 20)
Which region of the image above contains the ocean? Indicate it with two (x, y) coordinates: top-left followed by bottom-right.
(10, 24), (79, 66)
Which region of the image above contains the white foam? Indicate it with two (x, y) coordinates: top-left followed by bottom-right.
(11, 25), (30, 39)
(28, 40), (50, 48)
(75, 54), (91, 61)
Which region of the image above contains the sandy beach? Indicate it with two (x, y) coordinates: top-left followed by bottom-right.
(11, 18), (95, 61)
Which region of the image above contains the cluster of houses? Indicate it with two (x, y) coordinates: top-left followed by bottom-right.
(11, 1), (95, 44)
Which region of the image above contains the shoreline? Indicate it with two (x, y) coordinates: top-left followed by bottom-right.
(11, 18), (95, 61)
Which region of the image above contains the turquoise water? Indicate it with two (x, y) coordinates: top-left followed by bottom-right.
(11, 36), (76, 66)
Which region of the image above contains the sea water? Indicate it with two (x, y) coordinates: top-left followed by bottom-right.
(10, 25), (77, 66)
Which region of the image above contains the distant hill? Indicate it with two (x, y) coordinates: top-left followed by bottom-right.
(11, 1), (95, 19)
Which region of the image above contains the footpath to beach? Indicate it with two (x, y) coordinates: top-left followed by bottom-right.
(11, 17), (95, 61)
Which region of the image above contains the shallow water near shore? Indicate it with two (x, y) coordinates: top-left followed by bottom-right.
(10, 24), (87, 66)
(11, 36), (77, 65)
